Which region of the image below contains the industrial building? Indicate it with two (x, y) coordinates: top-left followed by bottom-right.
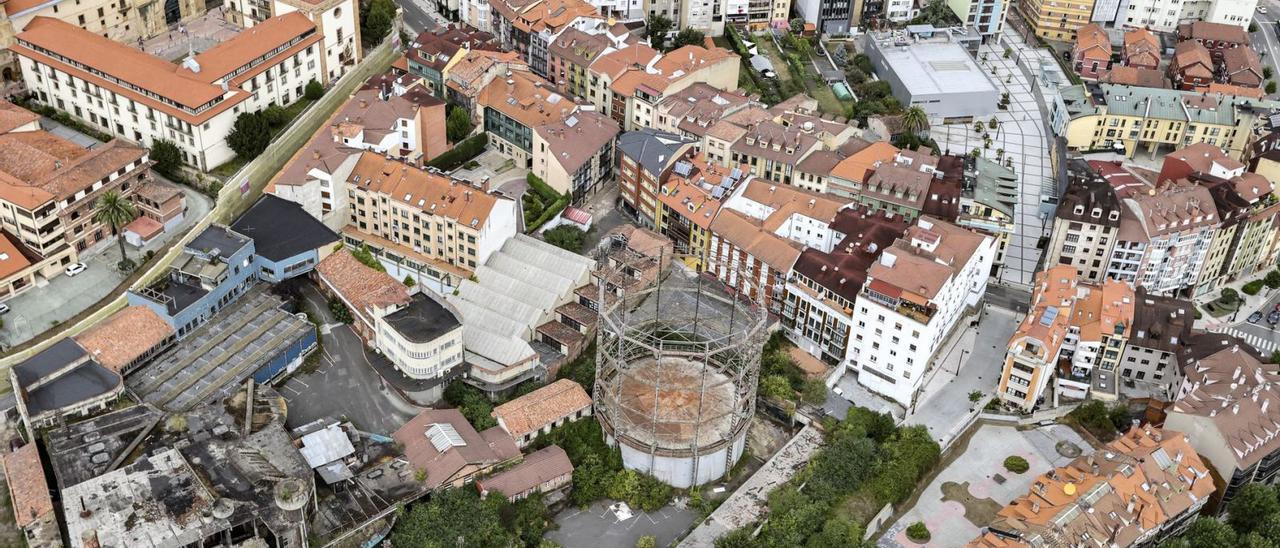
(863, 27), (998, 119)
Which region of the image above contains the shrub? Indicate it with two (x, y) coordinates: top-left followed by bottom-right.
(328, 298), (353, 324)
(426, 134), (488, 171)
(403, 274), (416, 287)
(544, 225), (586, 252)
(968, 390), (983, 402)
(446, 106), (474, 143)
(1266, 270), (1280, 289)
(227, 112), (271, 159)
(350, 244), (386, 272)
(304, 79), (323, 101)
(906, 522), (930, 542)
(1268, 81), (1277, 95)
(1244, 280), (1265, 295)
(1004, 455), (1030, 473)
(262, 104), (289, 128)
(635, 536), (656, 548)
(1222, 287), (1240, 303)
(151, 140), (183, 178)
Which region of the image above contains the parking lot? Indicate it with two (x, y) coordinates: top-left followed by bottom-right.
(277, 283), (420, 436)
(878, 423), (1091, 548)
(546, 500), (698, 548)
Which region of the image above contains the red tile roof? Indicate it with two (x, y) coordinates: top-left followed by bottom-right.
(74, 306), (174, 374)
(2, 444), (54, 529)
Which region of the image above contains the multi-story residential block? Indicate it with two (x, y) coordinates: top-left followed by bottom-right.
(546, 26), (625, 99)
(828, 140), (899, 199)
(0, 102), (150, 301)
(406, 25), (497, 99)
(1178, 0), (1258, 31)
(267, 77), (448, 228)
(708, 177), (847, 312)
(974, 426), (1214, 547)
(783, 206), (907, 370)
(490, 0), (600, 78)
(1044, 160), (1122, 283)
(1072, 23), (1113, 80)
(958, 156), (1018, 272)
(1166, 335), (1278, 510)
(946, 0), (1009, 40)
(532, 109), (620, 201)
(848, 149), (941, 219)
(651, 83), (755, 140)
(1107, 180), (1217, 295)
(478, 69), (578, 168)
(341, 151), (520, 291)
(654, 152), (746, 264)
(1062, 276), (1134, 401)
(1017, 0), (1097, 41)
(444, 49), (527, 116)
(229, 0), (362, 83)
(850, 216), (994, 406)
(997, 265), (1078, 410)
(585, 43), (739, 131)
(1158, 141), (1246, 182)
(616, 128), (697, 226)
(793, 0), (855, 35)
(14, 13), (327, 170)
(1093, 0), (1183, 31)
(1061, 83), (1280, 160)
(728, 120), (823, 187)
(1110, 288), (1192, 398)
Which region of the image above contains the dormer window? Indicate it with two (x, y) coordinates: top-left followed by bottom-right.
(1074, 205), (1085, 215)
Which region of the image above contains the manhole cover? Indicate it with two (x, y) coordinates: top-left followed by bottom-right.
(992, 473), (1006, 484)
(1056, 440), (1082, 458)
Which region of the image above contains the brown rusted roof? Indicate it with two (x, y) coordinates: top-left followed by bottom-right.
(491, 379), (591, 439)
(476, 445), (573, 499)
(74, 306), (174, 374)
(2, 444), (54, 529)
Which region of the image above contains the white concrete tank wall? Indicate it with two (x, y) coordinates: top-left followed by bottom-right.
(610, 428), (747, 489)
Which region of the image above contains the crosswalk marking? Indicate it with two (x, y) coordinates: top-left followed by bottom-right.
(1223, 327), (1279, 355)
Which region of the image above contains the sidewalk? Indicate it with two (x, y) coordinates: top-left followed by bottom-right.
(1195, 267), (1276, 331)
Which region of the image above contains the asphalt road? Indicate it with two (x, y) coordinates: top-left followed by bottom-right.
(1222, 289), (1280, 358)
(1253, 4), (1280, 89)
(399, 0), (443, 34)
(278, 283), (420, 435)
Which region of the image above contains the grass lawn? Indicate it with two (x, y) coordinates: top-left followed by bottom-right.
(751, 33), (850, 116)
(208, 98), (314, 179)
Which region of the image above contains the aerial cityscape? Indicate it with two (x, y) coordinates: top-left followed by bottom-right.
(1, 0), (1280, 545)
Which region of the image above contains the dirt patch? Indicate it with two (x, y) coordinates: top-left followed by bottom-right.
(940, 481), (1003, 527)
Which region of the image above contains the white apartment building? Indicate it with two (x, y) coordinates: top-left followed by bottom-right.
(886, 0), (918, 21)
(948, 0), (1010, 39)
(850, 217), (994, 406)
(14, 13), (326, 171)
(1107, 181), (1218, 295)
(1179, 0), (1258, 28)
(1101, 0), (1184, 31)
(375, 291), (465, 382)
(269, 0), (362, 83)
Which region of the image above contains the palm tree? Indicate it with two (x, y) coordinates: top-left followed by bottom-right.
(93, 190), (138, 265)
(902, 106), (928, 136)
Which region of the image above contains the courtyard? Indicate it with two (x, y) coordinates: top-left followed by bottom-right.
(877, 423), (1092, 548)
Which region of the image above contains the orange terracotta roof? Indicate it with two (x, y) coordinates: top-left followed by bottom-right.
(491, 379), (591, 438)
(1209, 82), (1265, 98)
(1074, 23), (1111, 58)
(315, 248), (411, 319)
(74, 306), (174, 374)
(477, 70), (575, 129)
(347, 152), (501, 229)
(0, 231), (33, 281)
(0, 134), (147, 210)
(3, 444), (54, 529)
(830, 141), (898, 186)
(0, 100), (39, 134)
(189, 13), (317, 84)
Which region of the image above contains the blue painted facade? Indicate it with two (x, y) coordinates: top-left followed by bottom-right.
(253, 328), (318, 384)
(254, 249), (322, 283)
(128, 226), (259, 338)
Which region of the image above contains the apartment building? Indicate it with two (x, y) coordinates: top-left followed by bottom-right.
(997, 265), (1078, 411)
(1044, 160), (1122, 283)
(490, 0), (600, 78)
(1112, 288), (1192, 397)
(1017, 0), (1097, 41)
(1122, 29), (1160, 70)
(946, 0), (1009, 39)
(1062, 83), (1280, 161)
(850, 217), (994, 406)
(342, 152), (520, 291)
(444, 49), (527, 116)
(0, 101), (150, 301)
(828, 141), (899, 199)
(267, 77), (448, 229)
(1108, 180), (1217, 295)
(546, 26), (627, 99)
(14, 13), (326, 170)
(849, 149), (942, 219)
(230, 0), (362, 83)
(1092, 0), (1183, 31)
(1072, 23), (1112, 80)
(1193, 173), (1251, 297)
(406, 25), (498, 99)
(531, 109), (620, 200)
(651, 83), (755, 140)
(1178, 21), (1251, 62)
(477, 69), (578, 168)
(977, 426), (1214, 547)
(1166, 335), (1278, 510)
(957, 156), (1018, 272)
(616, 128), (697, 226)
(707, 177), (848, 312)
(654, 152), (744, 264)
(585, 43), (739, 132)
(783, 206), (908, 369)
(793, 0), (854, 35)
(1179, 0), (1259, 29)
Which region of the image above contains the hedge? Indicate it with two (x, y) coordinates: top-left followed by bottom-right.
(1244, 280), (1265, 296)
(427, 133), (489, 171)
(526, 173), (561, 203)
(526, 193), (570, 233)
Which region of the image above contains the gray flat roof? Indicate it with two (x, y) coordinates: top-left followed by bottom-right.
(46, 405), (161, 489)
(876, 41), (997, 97)
(383, 292), (460, 344)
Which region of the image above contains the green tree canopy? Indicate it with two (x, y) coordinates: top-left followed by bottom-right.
(543, 225), (586, 253)
(646, 14), (674, 50)
(1230, 484), (1280, 534)
(389, 488), (515, 547)
(305, 79), (324, 100)
(671, 28), (706, 50)
(227, 112), (271, 159)
(447, 105), (474, 143)
(1182, 517), (1238, 548)
(93, 190), (138, 264)
(150, 140), (183, 178)
(362, 0), (396, 47)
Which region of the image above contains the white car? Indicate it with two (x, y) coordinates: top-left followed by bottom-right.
(65, 262), (87, 276)
(0, 303), (8, 315)
(1260, 5), (1268, 13)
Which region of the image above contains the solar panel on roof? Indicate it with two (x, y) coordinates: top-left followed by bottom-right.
(711, 187), (726, 199)
(673, 161), (693, 177)
(565, 115), (579, 128)
(730, 168), (742, 179)
(1039, 306), (1059, 327)
(426, 423), (466, 452)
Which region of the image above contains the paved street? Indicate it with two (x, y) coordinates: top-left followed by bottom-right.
(933, 28), (1055, 289)
(1253, 4), (1280, 94)
(1220, 288), (1280, 357)
(548, 500), (698, 548)
(400, 0), (445, 34)
(905, 307), (1021, 447)
(0, 182), (212, 349)
(278, 283), (420, 435)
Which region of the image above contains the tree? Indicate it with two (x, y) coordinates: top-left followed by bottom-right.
(635, 536), (657, 548)
(150, 140), (183, 178)
(1222, 287), (1240, 303)
(1266, 270), (1280, 289)
(901, 106), (928, 136)
(800, 379), (827, 405)
(446, 105), (474, 143)
(389, 488), (515, 547)
(911, 0), (959, 25)
(1229, 484), (1280, 534)
(403, 274), (416, 287)
(544, 225), (586, 253)
(852, 54), (873, 74)
(1181, 518), (1237, 548)
(1239, 532), (1273, 548)
(671, 28), (706, 51)
(1003, 455), (1029, 473)
(93, 191), (138, 266)
(1256, 512), (1280, 544)
(227, 112), (271, 159)
(790, 18), (806, 33)
(715, 527), (757, 548)
(906, 522), (930, 542)
(361, 0), (395, 47)
(646, 14), (674, 50)
(304, 79), (323, 101)
(444, 381), (497, 430)
(1267, 67), (1275, 80)
(806, 435), (880, 502)
(807, 517), (867, 548)
(350, 244), (386, 272)
(1269, 80), (1277, 95)
(760, 374), (794, 402)
(262, 104), (288, 128)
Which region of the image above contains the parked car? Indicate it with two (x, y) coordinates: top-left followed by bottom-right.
(1251, 311), (1264, 324)
(1259, 5), (1268, 13)
(65, 262), (87, 276)
(1267, 310), (1280, 325)
(0, 303), (8, 315)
